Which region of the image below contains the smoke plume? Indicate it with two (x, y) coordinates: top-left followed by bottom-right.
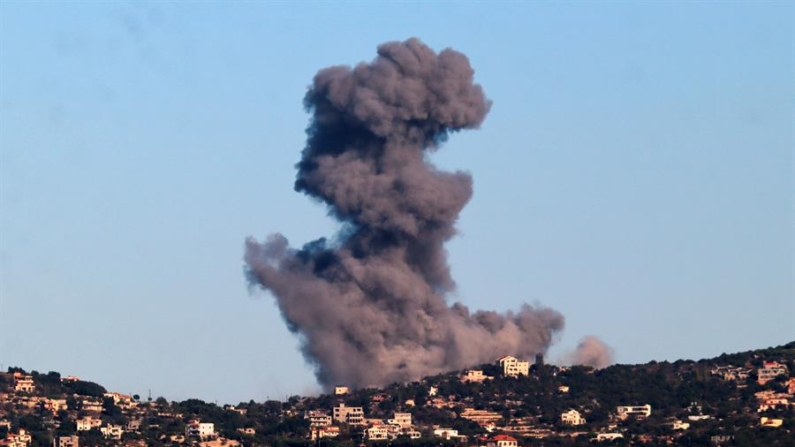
(565, 336), (614, 369)
(245, 38), (567, 389)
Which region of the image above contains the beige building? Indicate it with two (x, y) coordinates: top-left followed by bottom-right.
(560, 409), (586, 426)
(758, 361), (789, 385)
(461, 370), (492, 383)
(388, 412), (412, 428)
(13, 374), (35, 393)
(76, 417), (102, 431)
(333, 404), (364, 425)
(333, 386), (349, 395)
(498, 356), (530, 377)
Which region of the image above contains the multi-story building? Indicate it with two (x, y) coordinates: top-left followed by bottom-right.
(560, 409), (586, 426)
(498, 356), (529, 377)
(186, 421), (216, 439)
(13, 374), (35, 393)
(616, 405), (652, 420)
(365, 425), (389, 441)
(332, 404), (364, 425)
(388, 412), (412, 428)
(758, 361), (789, 385)
(76, 417), (102, 431)
(305, 411), (332, 428)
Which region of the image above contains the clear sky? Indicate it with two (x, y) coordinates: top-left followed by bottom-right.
(1, 1), (792, 404)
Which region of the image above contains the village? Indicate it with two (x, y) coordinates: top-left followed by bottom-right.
(1, 343), (793, 447)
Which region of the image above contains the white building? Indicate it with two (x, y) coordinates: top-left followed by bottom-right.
(365, 425), (389, 441)
(186, 421), (216, 439)
(498, 356), (530, 377)
(560, 409), (586, 426)
(100, 425), (124, 440)
(332, 404), (364, 425)
(52, 436), (78, 447)
(305, 411), (332, 428)
(616, 405), (651, 420)
(76, 417), (102, 431)
(434, 428), (458, 440)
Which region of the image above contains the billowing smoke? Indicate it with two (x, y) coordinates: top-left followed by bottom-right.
(245, 38), (567, 389)
(565, 336), (614, 369)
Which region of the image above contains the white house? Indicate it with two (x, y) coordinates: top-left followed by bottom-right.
(498, 356), (529, 377)
(616, 405), (651, 420)
(186, 421), (216, 439)
(365, 425), (389, 441)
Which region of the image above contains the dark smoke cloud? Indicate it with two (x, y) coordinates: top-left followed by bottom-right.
(564, 336), (614, 369)
(245, 38), (566, 389)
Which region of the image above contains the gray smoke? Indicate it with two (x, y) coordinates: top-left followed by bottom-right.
(245, 38), (566, 390)
(566, 336), (614, 369)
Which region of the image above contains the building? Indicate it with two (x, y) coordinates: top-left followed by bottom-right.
(558, 386), (570, 393)
(486, 434), (519, 447)
(13, 374), (35, 393)
(461, 370), (492, 383)
(76, 417), (102, 431)
(672, 420), (690, 430)
(333, 386), (349, 395)
(433, 428), (460, 440)
(52, 436), (78, 447)
(185, 421), (216, 439)
(760, 417), (783, 428)
(80, 398), (103, 413)
(305, 411), (332, 428)
(332, 404), (364, 425)
(594, 433), (624, 441)
(4, 430), (31, 447)
(388, 412), (412, 428)
(498, 356), (530, 377)
(100, 425), (124, 440)
(236, 428), (255, 436)
(758, 361), (789, 385)
(365, 425), (389, 441)
(560, 409), (586, 426)
(309, 426), (340, 441)
(616, 405), (651, 420)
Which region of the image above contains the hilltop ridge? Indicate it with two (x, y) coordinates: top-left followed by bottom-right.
(1, 342), (793, 447)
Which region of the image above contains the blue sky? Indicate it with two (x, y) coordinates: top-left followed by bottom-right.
(1, 1), (792, 404)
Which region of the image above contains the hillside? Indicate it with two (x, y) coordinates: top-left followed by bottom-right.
(1, 342), (793, 447)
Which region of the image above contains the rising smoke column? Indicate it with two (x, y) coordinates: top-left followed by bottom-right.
(245, 38), (566, 389)
(566, 336), (614, 369)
